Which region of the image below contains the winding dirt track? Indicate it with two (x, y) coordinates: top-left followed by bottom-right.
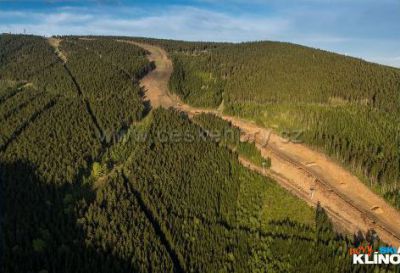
(123, 40), (400, 245)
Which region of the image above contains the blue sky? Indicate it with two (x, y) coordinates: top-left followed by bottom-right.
(0, 0), (399, 67)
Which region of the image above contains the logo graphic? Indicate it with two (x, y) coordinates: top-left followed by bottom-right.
(349, 245), (400, 265)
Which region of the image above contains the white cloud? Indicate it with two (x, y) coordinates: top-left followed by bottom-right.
(0, 4), (398, 68)
(43, 12), (94, 25)
(0, 6), (290, 42)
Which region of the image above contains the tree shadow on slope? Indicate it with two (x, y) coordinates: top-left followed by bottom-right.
(0, 160), (135, 273)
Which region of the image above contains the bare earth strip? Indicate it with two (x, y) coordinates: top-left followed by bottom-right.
(122, 40), (400, 246)
(48, 38), (67, 63)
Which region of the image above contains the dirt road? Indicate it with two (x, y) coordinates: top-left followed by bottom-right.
(122, 40), (400, 246)
(48, 38), (67, 63)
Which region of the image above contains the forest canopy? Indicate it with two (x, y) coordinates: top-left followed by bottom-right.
(0, 34), (395, 273)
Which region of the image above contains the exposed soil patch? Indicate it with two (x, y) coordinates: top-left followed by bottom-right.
(371, 206), (384, 214)
(48, 37), (67, 63)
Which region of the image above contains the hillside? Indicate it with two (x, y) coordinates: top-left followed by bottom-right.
(0, 34), (397, 272)
(122, 39), (400, 246)
(129, 37), (400, 209)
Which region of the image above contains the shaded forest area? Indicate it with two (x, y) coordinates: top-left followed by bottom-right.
(131, 37), (400, 209)
(0, 34), (396, 272)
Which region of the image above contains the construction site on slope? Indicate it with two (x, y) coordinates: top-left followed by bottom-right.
(122, 40), (400, 246)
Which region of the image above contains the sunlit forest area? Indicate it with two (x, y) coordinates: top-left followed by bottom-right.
(131, 37), (400, 209)
(0, 34), (396, 272)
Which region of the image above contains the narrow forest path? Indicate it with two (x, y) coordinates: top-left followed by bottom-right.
(48, 38), (106, 146)
(121, 40), (400, 246)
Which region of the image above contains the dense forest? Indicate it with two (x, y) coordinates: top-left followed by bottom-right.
(59, 38), (150, 138)
(193, 113), (269, 167)
(128, 37), (400, 208)
(92, 108), (392, 272)
(0, 34), (396, 272)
